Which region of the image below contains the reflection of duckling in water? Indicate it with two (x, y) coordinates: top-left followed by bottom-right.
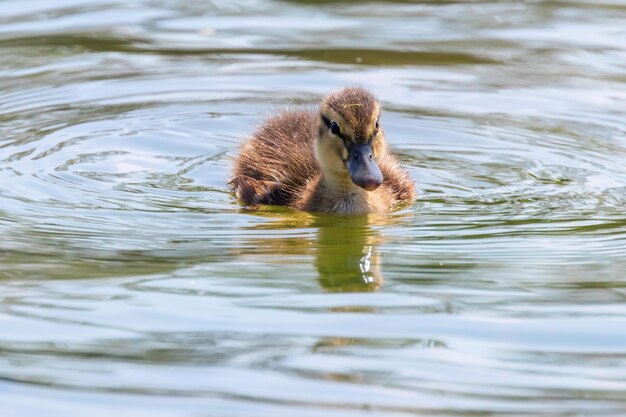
(231, 87), (415, 214)
(315, 215), (382, 292)
(235, 213), (387, 292)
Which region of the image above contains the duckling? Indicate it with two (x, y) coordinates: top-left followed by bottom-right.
(231, 87), (415, 215)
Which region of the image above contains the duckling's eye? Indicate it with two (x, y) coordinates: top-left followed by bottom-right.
(330, 121), (340, 136)
(375, 121), (379, 130)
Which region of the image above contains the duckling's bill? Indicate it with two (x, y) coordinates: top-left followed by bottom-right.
(346, 143), (383, 191)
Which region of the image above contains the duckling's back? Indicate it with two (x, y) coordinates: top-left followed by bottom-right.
(231, 109), (320, 206)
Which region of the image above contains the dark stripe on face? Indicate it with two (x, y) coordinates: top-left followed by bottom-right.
(321, 115), (332, 129)
(321, 115), (350, 142)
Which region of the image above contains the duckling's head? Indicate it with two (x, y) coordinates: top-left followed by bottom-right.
(316, 87), (385, 191)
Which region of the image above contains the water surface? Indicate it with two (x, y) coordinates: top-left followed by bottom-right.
(2, 1), (626, 416)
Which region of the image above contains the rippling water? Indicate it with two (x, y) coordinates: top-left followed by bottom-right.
(2, 1), (626, 416)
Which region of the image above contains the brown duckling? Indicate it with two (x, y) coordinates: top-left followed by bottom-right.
(231, 87), (415, 215)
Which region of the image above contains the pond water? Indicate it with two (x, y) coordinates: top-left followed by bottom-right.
(2, 1), (626, 416)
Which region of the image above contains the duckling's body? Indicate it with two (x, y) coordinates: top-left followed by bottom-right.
(231, 88), (415, 215)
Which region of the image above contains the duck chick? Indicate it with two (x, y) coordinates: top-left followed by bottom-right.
(231, 87), (415, 215)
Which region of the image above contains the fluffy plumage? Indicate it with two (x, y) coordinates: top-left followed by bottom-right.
(231, 87), (415, 215)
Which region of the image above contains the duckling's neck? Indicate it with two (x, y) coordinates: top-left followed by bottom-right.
(320, 171), (354, 192)
(316, 173), (378, 214)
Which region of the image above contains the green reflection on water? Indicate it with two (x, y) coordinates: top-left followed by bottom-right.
(239, 209), (388, 292)
(314, 215), (382, 293)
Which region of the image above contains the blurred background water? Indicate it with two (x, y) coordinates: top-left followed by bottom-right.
(1, 1), (626, 416)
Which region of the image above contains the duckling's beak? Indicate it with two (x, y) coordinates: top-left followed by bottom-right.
(346, 143), (383, 191)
